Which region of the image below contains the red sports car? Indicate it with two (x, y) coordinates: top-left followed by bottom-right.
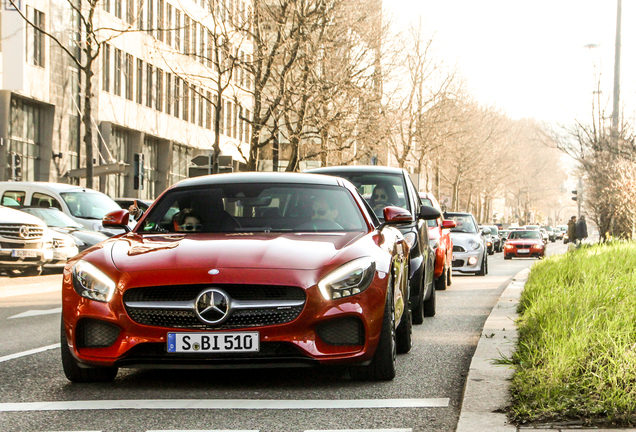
(61, 173), (439, 382)
(503, 230), (546, 259)
(419, 192), (455, 290)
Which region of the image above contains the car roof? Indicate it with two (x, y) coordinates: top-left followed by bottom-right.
(173, 172), (343, 189)
(306, 165), (405, 175)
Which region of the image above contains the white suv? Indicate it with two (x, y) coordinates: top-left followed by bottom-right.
(0, 206), (53, 276)
(0, 182), (122, 234)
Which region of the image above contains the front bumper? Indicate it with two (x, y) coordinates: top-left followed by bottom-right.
(451, 249), (484, 273)
(62, 268), (390, 370)
(0, 248), (53, 268)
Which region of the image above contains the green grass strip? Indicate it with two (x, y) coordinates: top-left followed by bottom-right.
(509, 242), (636, 426)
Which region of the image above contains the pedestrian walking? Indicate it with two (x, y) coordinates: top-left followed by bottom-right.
(576, 215), (588, 245)
(567, 216), (577, 244)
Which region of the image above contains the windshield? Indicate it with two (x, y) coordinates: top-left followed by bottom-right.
(21, 208), (82, 228)
(61, 192), (121, 219)
(447, 214), (477, 233)
(508, 230), (541, 240)
(315, 172), (409, 220)
(138, 183), (367, 234)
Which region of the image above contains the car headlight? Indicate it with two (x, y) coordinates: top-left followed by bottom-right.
(468, 239), (482, 250)
(318, 257), (376, 300)
(429, 238), (439, 250)
(72, 260), (116, 302)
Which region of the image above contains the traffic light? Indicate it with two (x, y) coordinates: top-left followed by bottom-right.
(134, 153), (144, 190)
(571, 190), (578, 201)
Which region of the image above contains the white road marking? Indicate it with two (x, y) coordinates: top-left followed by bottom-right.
(0, 398), (449, 412)
(147, 430), (259, 432)
(8, 307), (62, 319)
(0, 343), (60, 363)
(306, 430), (412, 432)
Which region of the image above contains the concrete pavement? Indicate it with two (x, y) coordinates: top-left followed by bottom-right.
(0, 273), (62, 298)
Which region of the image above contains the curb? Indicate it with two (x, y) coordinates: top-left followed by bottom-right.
(456, 268), (530, 432)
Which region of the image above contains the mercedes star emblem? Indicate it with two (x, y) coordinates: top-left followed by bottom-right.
(19, 226), (30, 239)
(195, 288), (230, 325)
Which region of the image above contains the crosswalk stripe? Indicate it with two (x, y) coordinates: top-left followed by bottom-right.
(8, 307), (62, 319)
(0, 398), (449, 412)
(0, 343), (60, 363)
(306, 429), (412, 432)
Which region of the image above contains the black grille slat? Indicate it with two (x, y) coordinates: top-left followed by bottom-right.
(317, 317), (365, 346)
(0, 242), (42, 249)
(123, 285), (306, 329)
(76, 319), (120, 348)
(0, 224), (45, 240)
(453, 245), (466, 252)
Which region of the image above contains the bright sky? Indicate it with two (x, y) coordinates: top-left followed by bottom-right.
(385, 1), (635, 126)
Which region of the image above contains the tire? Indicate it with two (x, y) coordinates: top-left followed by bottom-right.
(60, 320), (118, 383)
(504, 255), (512, 260)
(350, 279), (397, 381)
(423, 281), (436, 317)
(411, 279), (425, 325)
(446, 265), (453, 286)
(396, 300), (412, 354)
(21, 266), (43, 277)
(435, 267), (448, 291)
(476, 255), (487, 276)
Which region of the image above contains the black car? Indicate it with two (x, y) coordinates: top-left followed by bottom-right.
(306, 166), (440, 324)
(19, 207), (108, 252)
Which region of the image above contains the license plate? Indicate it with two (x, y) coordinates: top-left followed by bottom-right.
(167, 332), (260, 353)
(11, 249), (36, 258)
(53, 252), (67, 260)
(517, 249), (530, 254)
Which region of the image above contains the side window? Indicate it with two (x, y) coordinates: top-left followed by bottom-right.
(404, 175), (420, 215)
(32, 192), (62, 210)
(2, 191), (25, 206)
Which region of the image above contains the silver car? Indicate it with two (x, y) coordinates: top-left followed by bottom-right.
(445, 212), (488, 276)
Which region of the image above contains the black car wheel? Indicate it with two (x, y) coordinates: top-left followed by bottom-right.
(446, 265), (452, 286)
(60, 320), (118, 383)
(435, 267), (448, 291)
(350, 276), (397, 381)
(396, 298), (412, 354)
(423, 280), (436, 317)
(411, 279), (425, 325)
(476, 255), (487, 276)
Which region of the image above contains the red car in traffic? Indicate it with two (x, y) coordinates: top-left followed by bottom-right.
(419, 193), (455, 290)
(61, 173), (441, 382)
(503, 230), (546, 259)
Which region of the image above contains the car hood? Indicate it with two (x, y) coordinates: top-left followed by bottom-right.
(0, 206), (47, 227)
(109, 231), (366, 272)
(506, 238), (543, 245)
(449, 231), (481, 245)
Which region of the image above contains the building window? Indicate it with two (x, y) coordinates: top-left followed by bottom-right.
(136, 59), (144, 103)
(146, 63), (154, 108)
(156, 68), (163, 112)
(32, 8), (45, 67)
(114, 0), (122, 19)
(182, 83), (189, 122)
(114, 48), (122, 96)
(170, 143), (192, 185)
(165, 73), (172, 115)
(142, 137), (159, 199)
(166, 4), (172, 46)
(183, 15), (190, 55)
(232, 102), (238, 138)
(190, 85), (196, 124)
(206, 30), (213, 67)
(198, 88), (204, 127)
(244, 109), (251, 142)
(126, 0), (134, 25)
(102, 44), (111, 92)
(125, 53), (133, 100)
(106, 128), (129, 199)
(174, 10), (181, 51)
(146, 0), (153, 36)
(137, 0), (144, 30)
(174, 77), (181, 118)
(8, 98), (41, 182)
(157, 0), (164, 42)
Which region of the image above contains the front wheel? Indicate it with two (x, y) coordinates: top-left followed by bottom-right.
(476, 255), (487, 276)
(446, 265), (453, 286)
(396, 300), (412, 354)
(435, 267), (448, 291)
(350, 279), (396, 381)
(423, 282), (436, 317)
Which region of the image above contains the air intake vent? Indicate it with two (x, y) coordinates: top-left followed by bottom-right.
(76, 319), (120, 348)
(317, 317), (365, 346)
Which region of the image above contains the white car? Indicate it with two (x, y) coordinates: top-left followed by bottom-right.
(0, 182), (123, 235)
(0, 206), (53, 276)
(445, 212), (488, 276)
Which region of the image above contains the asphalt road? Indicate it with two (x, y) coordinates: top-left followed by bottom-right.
(0, 242), (568, 432)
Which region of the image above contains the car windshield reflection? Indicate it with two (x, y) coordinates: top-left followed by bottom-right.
(448, 216), (477, 233)
(138, 183), (367, 234)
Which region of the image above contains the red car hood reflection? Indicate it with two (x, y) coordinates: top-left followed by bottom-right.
(111, 232), (365, 272)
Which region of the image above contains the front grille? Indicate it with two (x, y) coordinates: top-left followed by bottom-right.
(316, 317), (365, 346)
(515, 244), (533, 249)
(123, 284), (306, 330)
(453, 245), (466, 252)
(76, 319), (121, 348)
(452, 259), (464, 268)
(0, 242), (42, 249)
(0, 224), (44, 240)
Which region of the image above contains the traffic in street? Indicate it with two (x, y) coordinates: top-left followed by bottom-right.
(0, 242), (567, 432)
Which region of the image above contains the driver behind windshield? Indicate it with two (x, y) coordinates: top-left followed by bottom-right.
(311, 198), (338, 222)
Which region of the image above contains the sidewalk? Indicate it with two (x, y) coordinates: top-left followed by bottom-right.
(456, 268), (636, 432)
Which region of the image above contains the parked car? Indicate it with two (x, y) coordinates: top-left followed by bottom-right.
(0, 206), (53, 276)
(419, 192), (455, 291)
(18, 207), (108, 253)
(481, 225), (501, 253)
(503, 229), (546, 259)
(45, 230), (79, 269)
(445, 212), (488, 276)
(0, 182), (122, 235)
(306, 166), (439, 324)
(61, 172), (437, 383)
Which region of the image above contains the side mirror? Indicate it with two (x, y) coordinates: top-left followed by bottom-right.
(383, 206), (414, 225)
(418, 205), (441, 221)
(103, 209), (131, 232)
(441, 219), (456, 229)
(481, 227), (491, 235)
